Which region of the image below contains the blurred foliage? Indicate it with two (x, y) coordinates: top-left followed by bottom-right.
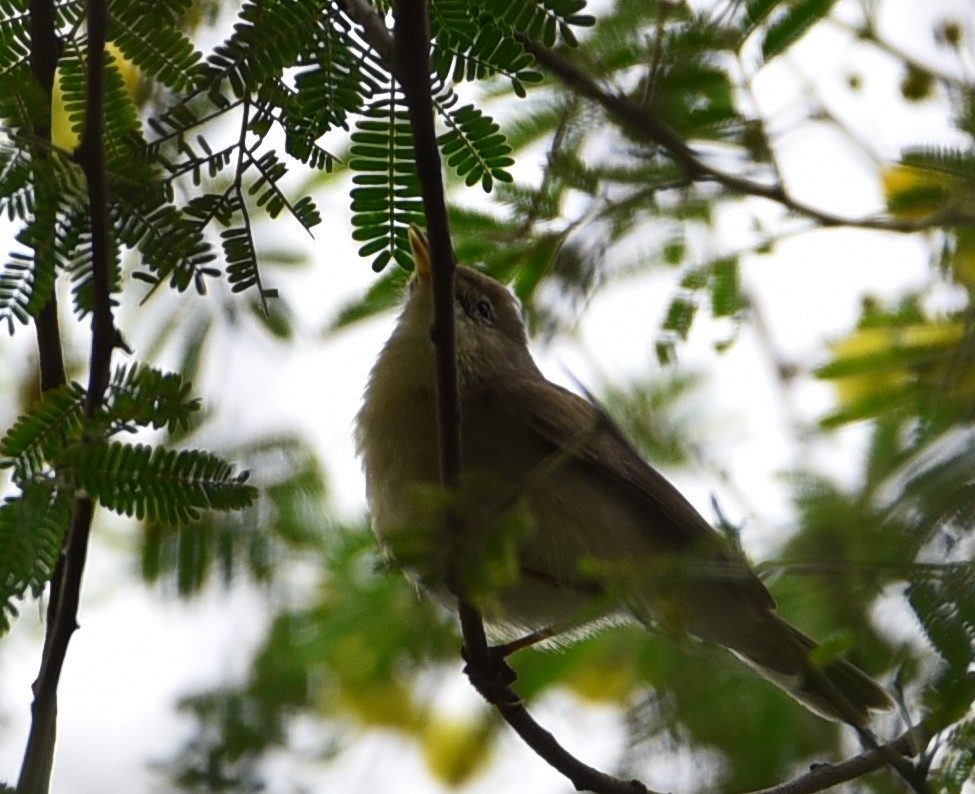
(2, 0), (975, 792)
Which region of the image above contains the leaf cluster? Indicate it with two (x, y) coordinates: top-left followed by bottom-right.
(0, 363), (256, 633)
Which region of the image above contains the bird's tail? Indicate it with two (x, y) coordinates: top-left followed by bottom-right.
(738, 614), (893, 728)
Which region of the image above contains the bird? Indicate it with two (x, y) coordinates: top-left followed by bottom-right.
(354, 225), (892, 727)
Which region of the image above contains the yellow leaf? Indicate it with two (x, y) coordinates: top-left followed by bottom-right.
(421, 716), (494, 787)
(563, 660), (637, 703)
(824, 322), (965, 407)
(947, 227), (975, 289)
(51, 44), (141, 151)
(880, 164), (954, 219)
(336, 679), (420, 731)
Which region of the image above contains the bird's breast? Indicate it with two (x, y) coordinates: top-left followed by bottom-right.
(356, 335), (441, 540)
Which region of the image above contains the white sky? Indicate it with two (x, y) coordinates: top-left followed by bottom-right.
(1, 1), (972, 791)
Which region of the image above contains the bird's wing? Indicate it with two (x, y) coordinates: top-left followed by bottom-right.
(468, 375), (774, 608)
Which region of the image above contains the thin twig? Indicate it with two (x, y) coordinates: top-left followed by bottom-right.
(518, 36), (975, 233)
(828, 17), (971, 91)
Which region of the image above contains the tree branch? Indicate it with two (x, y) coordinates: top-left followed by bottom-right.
(754, 720), (934, 794)
(518, 36), (974, 233)
(390, 0), (490, 666)
(28, 0), (66, 395)
(17, 0), (67, 791)
(18, 0), (116, 788)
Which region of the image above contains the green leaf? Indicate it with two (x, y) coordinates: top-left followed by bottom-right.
(105, 362), (202, 433)
(710, 256), (740, 317)
(0, 382), (87, 483)
(348, 94), (424, 272)
(901, 147), (975, 182)
(221, 225), (265, 299)
(663, 296), (696, 340)
(0, 484), (72, 635)
(437, 103), (514, 192)
(907, 573), (974, 675)
(109, 0), (203, 92)
(932, 718), (975, 794)
(61, 441), (257, 525)
(760, 0), (837, 62)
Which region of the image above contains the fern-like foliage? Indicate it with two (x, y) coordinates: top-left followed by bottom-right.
(120, 195), (219, 297)
(105, 362), (202, 433)
(201, 0), (328, 102)
(61, 441), (256, 525)
(480, 0), (595, 48)
(430, 5), (543, 97)
(0, 141), (33, 221)
(0, 0), (84, 73)
(877, 428), (975, 679)
(108, 0), (202, 92)
(58, 48), (144, 168)
(757, 0), (838, 61)
(736, 0), (840, 62)
(0, 251), (35, 332)
(222, 223), (266, 297)
(437, 100), (514, 191)
(907, 568), (975, 678)
(933, 718), (975, 794)
(0, 484), (73, 633)
(900, 147), (975, 181)
(0, 382), (87, 483)
(0, 358), (256, 632)
(278, 8), (383, 165)
(348, 90), (425, 272)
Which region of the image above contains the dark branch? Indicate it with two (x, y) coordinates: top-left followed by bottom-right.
(754, 720), (934, 794)
(28, 0), (65, 394)
(78, 0), (116, 409)
(390, 0), (487, 653)
(390, 4), (659, 793)
(16, 1), (67, 791)
(18, 0), (116, 789)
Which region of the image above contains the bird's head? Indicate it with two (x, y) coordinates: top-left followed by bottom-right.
(404, 226), (538, 385)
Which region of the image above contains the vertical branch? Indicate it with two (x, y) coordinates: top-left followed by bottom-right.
(18, 0), (115, 789)
(77, 0), (115, 409)
(390, 0), (491, 662)
(387, 8), (651, 793)
(29, 0), (66, 393)
(17, 1), (66, 791)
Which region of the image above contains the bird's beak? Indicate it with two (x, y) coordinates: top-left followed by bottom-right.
(408, 224), (431, 284)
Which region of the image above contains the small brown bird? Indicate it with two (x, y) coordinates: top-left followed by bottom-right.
(355, 227), (891, 727)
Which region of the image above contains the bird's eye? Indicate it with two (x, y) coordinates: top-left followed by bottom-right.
(472, 297), (494, 324)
